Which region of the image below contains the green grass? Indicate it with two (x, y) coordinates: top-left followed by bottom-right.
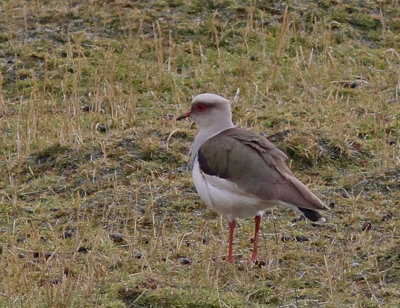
(1, 0), (399, 307)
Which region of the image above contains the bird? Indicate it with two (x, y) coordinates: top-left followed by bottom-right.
(177, 93), (328, 263)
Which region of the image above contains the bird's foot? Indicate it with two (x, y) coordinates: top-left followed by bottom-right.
(225, 258), (234, 264)
(250, 253), (259, 264)
(237, 258), (266, 268)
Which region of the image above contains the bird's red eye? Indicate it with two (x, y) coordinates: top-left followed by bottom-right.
(196, 103), (206, 111)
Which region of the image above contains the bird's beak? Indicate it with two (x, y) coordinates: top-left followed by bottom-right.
(176, 110), (192, 121)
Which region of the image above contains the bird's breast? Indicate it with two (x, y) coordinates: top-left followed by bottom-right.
(192, 156), (275, 220)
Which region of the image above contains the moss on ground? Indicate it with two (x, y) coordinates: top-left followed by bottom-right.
(0, 0), (399, 307)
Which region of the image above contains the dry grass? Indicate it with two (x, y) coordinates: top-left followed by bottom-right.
(0, 0), (399, 307)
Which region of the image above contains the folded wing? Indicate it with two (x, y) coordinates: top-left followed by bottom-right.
(198, 128), (328, 217)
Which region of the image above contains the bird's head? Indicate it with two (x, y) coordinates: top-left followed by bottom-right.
(177, 93), (233, 130)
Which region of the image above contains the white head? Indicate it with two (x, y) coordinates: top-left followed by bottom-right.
(177, 93), (233, 131)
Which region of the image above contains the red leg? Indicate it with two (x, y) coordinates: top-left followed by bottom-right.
(251, 215), (262, 263)
(227, 220), (235, 263)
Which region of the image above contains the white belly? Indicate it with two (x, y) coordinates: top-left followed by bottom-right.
(192, 158), (276, 221)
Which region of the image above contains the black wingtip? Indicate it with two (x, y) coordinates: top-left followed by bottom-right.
(298, 207), (325, 222)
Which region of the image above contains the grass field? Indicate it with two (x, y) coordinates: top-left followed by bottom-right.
(0, 0), (399, 307)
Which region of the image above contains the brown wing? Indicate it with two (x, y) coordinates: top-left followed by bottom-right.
(198, 128), (328, 213)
